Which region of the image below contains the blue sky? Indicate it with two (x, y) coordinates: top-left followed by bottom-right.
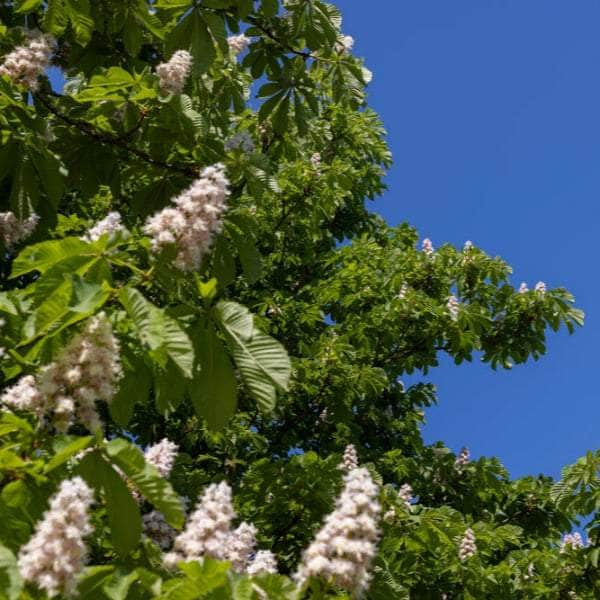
(333, 0), (600, 478)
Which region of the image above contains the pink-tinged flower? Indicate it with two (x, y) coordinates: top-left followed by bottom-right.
(225, 522), (257, 572)
(535, 281), (547, 294)
(338, 443), (359, 471)
(144, 438), (179, 478)
(144, 164), (229, 271)
(0, 33), (54, 90)
(227, 34), (250, 55)
(519, 282), (529, 294)
(458, 527), (476, 561)
(455, 446), (470, 467)
(247, 550), (278, 576)
(18, 477), (94, 597)
(446, 295), (460, 321)
(0, 211), (39, 248)
(83, 212), (126, 243)
(422, 238), (434, 255)
(155, 50), (192, 95)
(295, 467), (381, 593)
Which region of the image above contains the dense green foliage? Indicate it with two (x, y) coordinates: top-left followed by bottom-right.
(0, 0), (597, 598)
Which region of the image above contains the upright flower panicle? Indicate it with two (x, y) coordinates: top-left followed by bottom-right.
(446, 295), (460, 321)
(295, 467), (381, 593)
(247, 550), (278, 576)
(225, 522), (257, 572)
(422, 238), (434, 255)
(535, 281), (547, 294)
(144, 438), (179, 478)
(463, 240), (473, 251)
(155, 50), (192, 95)
(455, 446), (470, 468)
(338, 443), (359, 471)
(164, 481), (235, 568)
(224, 131), (254, 153)
(519, 282), (529, 294)
(144, 163), (229, 271)
(0, 211), (39, 248)
(561, 532), (585, 552)
(0, 33), (54, 90)
(18, 477), (94, 598)
(83, 211), (126, 243)
(337, 34), (354, 53)
(458, 527), (477, 561)
(227, 34), (250, 55)
(1, 314), (122, 432)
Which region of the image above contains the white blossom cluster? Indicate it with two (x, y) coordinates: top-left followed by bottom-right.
(247, 550), (278, 576)
(0, 211), (39, 248)
(227, 34), (250, 55)
(338, 443), (359, 471)
(144, 438), (179, 478)
(310, 152), (322, 168)
(398, 483), (413, 510)
(295, 467), (381, 593)
(83, 211), (126, 243)
(463, 240), (473, 251)
(0, 33), (54, 90)
(18, 477), (94, 597)
(458, 527), (477, 561)
(144, 163), (229, 271)
(225, 522), (257, 572)
(455, 446), (470, 467)
(1, 313), (121, 431)
(535, 281), (547, 294)
(446, 295), (460, 321)
(155, 50), (192, 95)
(224, 131), (254, 153)
(422, 238), (434, 255)
(519, 282), (529, 294)
(561, 532), (585, 552)
(164, 481), (235, 568)
(336, 35), (354, 53)
(398, 283), (409, 300)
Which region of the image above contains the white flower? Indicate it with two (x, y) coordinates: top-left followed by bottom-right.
(463, 240), (473, 251)
(310, 152), (322, 168)
(155, 50), (192, 95)
(422, 238), (434, 255)
(295, 467), (381, 593)
(1, 375), (45, 417)
(18, 477), (94, 597)
(0, 33), (54, 90)
(144, 164), (229, 271)
(83, 212), (126, 243)
(5, 313), (122, 432)
(247, 550), (278, 576)
(519, 282), (529, 294)
(165, 481), (235, 568)
(446, 295), (460, 321)
(458, 527), (476, 561)
(398, 484), (412, 510)
(0, 211), (39, 248)
(225, 522), (257, 572)
(455, 446), (470, 467)
(398, 283), (409, 300)
(227, 34), (250, 55)
(336, 35), (354, 53)
(338, 444), (359, 471)
(561, 532), (585, 552)
(535, 281), (547, 294)
(144, 438), (179, 478)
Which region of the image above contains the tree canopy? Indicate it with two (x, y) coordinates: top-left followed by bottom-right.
(0, 0), (597, 598)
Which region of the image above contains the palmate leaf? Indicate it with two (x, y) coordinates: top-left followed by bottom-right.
(11, 237), (93, 277)
(215, 300), (291, 412)
(119, 287), (194, 378)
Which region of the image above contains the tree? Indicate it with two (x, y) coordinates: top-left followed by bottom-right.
(0, 0), (596, 598)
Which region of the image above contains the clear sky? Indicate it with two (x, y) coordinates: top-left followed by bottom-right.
(333, 0), (600, 478)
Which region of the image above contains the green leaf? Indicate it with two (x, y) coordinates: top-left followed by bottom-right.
(15, 0), (43, 13)
(69, 275), (110, 313)
(215, 301), (291, 411)
(45, 435), (93, 472)
(106, 438), (185, 528)
(189, 322), (237, 430)
(261, 0), (278, 18)
(0, 543), (22, 600)
(110, 356), (151, 428)
(119, 287), (195, 378)
(168, 9), (215, 76)
(12, 237), (93, 277)
(154, 359), (187, 415)
(227, 224), (262, 283)
(78, 566), (116, 599)
(65, 0), (94, 46)
(79, 451), (142, 557)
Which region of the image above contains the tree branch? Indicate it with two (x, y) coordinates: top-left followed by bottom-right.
(34, 92), (200, 178)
